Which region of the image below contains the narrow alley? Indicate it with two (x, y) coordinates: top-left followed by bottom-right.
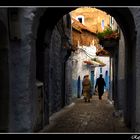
(41, 93), (130, 133)
(1, 7), (140, 133)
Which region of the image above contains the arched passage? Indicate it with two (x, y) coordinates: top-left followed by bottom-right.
(0, 20), (9, 132)
(0, 7), (136, 132)
(29, 7), (136, 131)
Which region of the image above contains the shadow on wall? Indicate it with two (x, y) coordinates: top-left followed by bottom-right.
(0, 20), (9, 132)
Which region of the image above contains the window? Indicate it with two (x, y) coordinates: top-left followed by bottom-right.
(111, 17), (114, 24)
(76, 15), (84, 24)
(100, 67), (102, 73)
(105, 70), (108, 75)
(78, 17), (82, 23)
(110, 17), (114, 28)
(101, 19), (104, 30)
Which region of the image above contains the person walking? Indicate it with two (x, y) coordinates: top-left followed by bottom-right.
(82, 75), (91, 102)
(95, 74), (106, 100)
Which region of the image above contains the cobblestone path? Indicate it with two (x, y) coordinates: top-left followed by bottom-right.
(41, 93), (130, 133)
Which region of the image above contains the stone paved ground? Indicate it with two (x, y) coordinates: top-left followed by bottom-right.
(40, 93), (130, 133)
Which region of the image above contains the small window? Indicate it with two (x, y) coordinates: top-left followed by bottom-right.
(101, 20), (104, 30)
(78, 17), (82, 23)
(76, 16), (84, 24)
(110, 17), (114, 27)
(100, 67), (102, 73)
(105, 70), (108, 75)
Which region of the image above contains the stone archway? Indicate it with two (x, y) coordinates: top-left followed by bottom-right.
(18, 7), (136, 132)
(32, 7), (136, 131)
(46, 7), (136, 129)
(0, 20), (9, 132)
